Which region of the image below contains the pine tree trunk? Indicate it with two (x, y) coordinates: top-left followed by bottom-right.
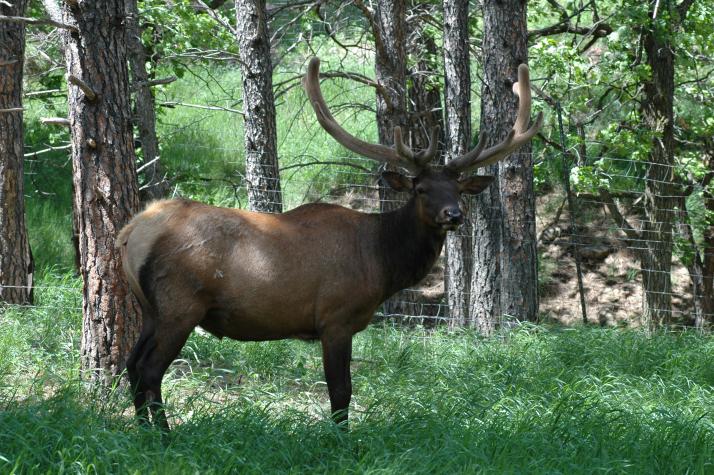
(0, 0), (33, 305)
(374, 0), (410, 317)
(442, 0), (471, 328)
(60, 0), (142, 385)
(639, 12), (677, 328)
(236, 0), (282, 213)
(126, 0), (169, 201)
(494, 0), (537, 323)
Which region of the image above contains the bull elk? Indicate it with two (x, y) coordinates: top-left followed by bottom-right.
(118, 57), (542, 429)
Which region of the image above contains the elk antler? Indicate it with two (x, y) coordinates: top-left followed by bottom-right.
(446, 64), (543, 173)
(303, 57), (438, 174)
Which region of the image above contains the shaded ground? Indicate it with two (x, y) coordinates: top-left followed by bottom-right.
(327, 187), (694, 326)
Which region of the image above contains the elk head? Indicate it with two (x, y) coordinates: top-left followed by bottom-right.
(303, 57), (543, 231)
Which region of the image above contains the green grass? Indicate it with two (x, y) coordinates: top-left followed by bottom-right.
(1, 280), (713, 474)
(15, 52), (714, 475)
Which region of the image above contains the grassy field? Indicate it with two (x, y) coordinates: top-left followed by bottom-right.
(1, 277), (714, 474)
(11, 58), (714, 474)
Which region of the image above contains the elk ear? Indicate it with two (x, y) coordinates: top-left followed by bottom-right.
(458, 175), (495, 195)
(381, 171), (413, 192)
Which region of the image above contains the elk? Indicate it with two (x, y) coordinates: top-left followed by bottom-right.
(117, 57), (542, 429)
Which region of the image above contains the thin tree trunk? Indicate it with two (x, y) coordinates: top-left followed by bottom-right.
(0, 0), (33, 305)
(374, 0), (410, 317)
(236, 0), (282, 213)
(126, 0), (169, 201)
(442, 0), (471, 328)
(59, 0), (142, 385)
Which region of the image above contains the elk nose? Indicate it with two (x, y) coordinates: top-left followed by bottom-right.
(443, 207), (463, 224)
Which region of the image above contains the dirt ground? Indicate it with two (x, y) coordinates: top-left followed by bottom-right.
(326, 186), (695, 327)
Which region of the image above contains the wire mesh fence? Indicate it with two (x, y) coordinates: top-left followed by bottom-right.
(14, 36), (712, 330)
(16, 125), (712, 330)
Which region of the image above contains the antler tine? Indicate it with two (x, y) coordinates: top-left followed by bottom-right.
(303, 57), (422, 174)
(414, 126), (440, 165)
(446, 64), (543, 173)
(394, 127), (415, 160)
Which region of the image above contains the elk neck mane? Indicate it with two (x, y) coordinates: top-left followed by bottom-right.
(375, 197), (446, 300)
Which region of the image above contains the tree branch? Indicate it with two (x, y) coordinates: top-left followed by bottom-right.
(529, 20), (611, 40)
(24, 143), (72, 158)
(195, 0), (238, 36)
(0, 14), (77, 32)
(319, 70), (393, 111)
(41, 117), (71, 127)
(598, 188), (641, 243)
(131, 76), (177, 90)
(67, 74), (97, 101)
(159, 101), (244, 115)
(280, 159), (372, 174)
(352, 0), (387, 60)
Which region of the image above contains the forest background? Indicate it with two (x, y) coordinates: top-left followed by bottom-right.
(0, 0), (713, 472)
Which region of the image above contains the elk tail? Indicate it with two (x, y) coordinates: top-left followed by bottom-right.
(116, 221), (153, 313)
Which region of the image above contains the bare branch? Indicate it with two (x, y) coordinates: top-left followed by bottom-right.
(67, 74), (97, 101)
(529, 20), (611, 40)
(40, 117), (70, 127)
(136, 156), (161, 174)
(599, 188), (641, 243)
(0, 14), (77, 32)
(280, 160), (372, 174)
(24, 143), (72, 158)
(131, 76), (177, 90)
(159, 101), (244, 115)
(24, 88), (64, 98)
(352, 0), (387, 60)
(0, 107), (23, 113)
(195, 0), (238, 36)
(320, 70), (394, 112)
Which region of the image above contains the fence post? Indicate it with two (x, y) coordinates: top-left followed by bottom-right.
(555, 102), (588, 324)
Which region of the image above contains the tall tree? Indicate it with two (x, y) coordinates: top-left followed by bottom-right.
(442, 0), (471, 327)
(471, 0), (537, 330)
(0, 0), (33, 305)
(601, 0), (694, 329)
(236, 0), (282, 213)
(56, 0), (141, 385)
(126, 0), (169, 201)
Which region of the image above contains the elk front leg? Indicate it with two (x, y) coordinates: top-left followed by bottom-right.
(320, 332), (352, 426)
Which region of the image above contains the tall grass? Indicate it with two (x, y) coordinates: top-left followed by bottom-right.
(1, 287), (713, 474)
(14, 54), (714, 475)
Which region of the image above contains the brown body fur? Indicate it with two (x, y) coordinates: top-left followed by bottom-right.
(118, 193), (455, 428)
(120, 58), (540, 429)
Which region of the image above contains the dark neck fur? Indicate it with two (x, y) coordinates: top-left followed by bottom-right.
(375, 198), (447, 300)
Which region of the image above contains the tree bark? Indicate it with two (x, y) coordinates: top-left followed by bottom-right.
(236, 0), (282, 213)
(638, 6), (678, 328)
(126, 0), (169, 201)
(471, 0), (537, 329)
(0, 0), (33, 305)
(59, 0), (142, 385)
(442, 0), (471, 328)
(492, 0), (538, 324)
(373, 0), (411, 317)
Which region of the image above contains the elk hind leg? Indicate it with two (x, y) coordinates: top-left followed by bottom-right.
(126, 321), (157, 424)
(133, 317), (196, 430)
